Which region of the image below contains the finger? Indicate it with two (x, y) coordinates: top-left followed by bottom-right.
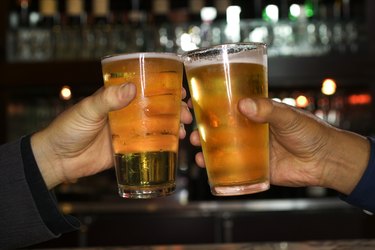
(195, 152), (206, 168)
(181, 101), (193, 125)
(86, 84), (136, 120)
(190, 130), (201, 146)
(182, 87), (187, 100)
(187, 98), (193, 109)
(179, 123), (186, 139)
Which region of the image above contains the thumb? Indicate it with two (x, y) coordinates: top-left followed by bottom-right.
(87, 83), (137, 120)
(238, 97), (300, 129)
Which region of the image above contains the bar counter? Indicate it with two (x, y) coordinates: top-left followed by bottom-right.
(41, 197), (375, 248)
(59, 197), (352, 214)
(42, 239), (375, 250)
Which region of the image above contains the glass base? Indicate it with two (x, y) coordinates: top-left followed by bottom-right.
(210, 181), (269, 196)
(118, 184), (176, 199)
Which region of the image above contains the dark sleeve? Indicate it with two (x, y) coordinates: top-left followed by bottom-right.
(0, 136), (79, 249)
(340, 137), (375, 214)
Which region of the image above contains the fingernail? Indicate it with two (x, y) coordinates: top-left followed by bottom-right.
(120, 83), (136, 98)
(240, 98), (257, 116)
(179, 123), (186, 139)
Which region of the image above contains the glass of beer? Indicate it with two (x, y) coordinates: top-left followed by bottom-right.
(101, 52), (183, 199)
(182, 43), (269, 196)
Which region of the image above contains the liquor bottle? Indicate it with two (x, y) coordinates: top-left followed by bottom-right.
(142, 0), (159, 52)
(200, 5), (217, 47)
(214, 0), (231, 44)
(127, 0), (148, 52)
(152, 0), (173, 52)
(65, 0), (86, 28)
(13, 0), (33, 61)
(33, 0), (59, 60)
(331, 0), (346, 54)
(6, 0), (21, 61)
(109, 0), (131, 55)
(57, 0), (86, 60)
(38, 0), (59, 27)
(214, 0), (231, 21)
(152, 0), (170, 24)
(18, 0), (31, 27)
(343, 0), (358, 54)
(189, 0), (205, 24)
(171, 0), (196, 53)
(159, 0), (202, 53)
(224, 5), (241, 43)
(91, 0), (111, 59)
(170, 0), (189, 23)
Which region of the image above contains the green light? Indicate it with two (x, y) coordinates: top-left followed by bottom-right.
(305, 7), (314, 17)
(304, 0), (315, 18)
(262, 9), (270, 21)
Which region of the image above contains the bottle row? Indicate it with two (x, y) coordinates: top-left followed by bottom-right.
(6, 0), (366, 62)
(8, 0), (366, 23)
(6, 19), (365, 62)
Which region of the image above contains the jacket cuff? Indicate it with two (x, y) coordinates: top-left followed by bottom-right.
(21, 135), (80, 235)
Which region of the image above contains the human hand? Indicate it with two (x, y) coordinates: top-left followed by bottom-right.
(190, 97), (370, 195)
(31, 84), (193, 189)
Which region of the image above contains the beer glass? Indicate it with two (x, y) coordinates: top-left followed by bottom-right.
(182, 43), (270, 196)
(101, 53), (183, 198)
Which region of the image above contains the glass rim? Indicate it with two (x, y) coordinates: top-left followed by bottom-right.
(101, 52), (182, 64)
(181, 42), (267, 58)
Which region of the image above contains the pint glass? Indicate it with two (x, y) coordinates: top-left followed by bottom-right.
(101, 53), (183, 198)
(182, 43), (269, 196)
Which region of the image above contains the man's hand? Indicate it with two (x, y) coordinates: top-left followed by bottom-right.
(31, 83), (192, 189)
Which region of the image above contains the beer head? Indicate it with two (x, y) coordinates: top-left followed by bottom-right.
(101, 52), (182, 65)
(182, 42), (267, 70)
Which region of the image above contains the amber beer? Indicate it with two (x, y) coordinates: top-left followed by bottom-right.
(183, 43), (269, 196)
(101, 53), (183, 198)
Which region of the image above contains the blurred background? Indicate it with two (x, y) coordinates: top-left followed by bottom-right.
(1, 0), (375, 248)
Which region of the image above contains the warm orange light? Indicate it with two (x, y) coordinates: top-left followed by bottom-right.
(321, 78), (337, 95)
(296, 95), (309, 108)
(60, 85), (72, 101)
(348, 94), (372, 105)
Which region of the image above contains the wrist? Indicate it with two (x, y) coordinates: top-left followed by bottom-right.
(30, 131), (63, 189)
(322, 128), (370, 195)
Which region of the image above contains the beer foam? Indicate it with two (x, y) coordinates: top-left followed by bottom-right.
(183, 55), (267, 70)
(102, 52), (182, 64)
(182, 43), (267, 70)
